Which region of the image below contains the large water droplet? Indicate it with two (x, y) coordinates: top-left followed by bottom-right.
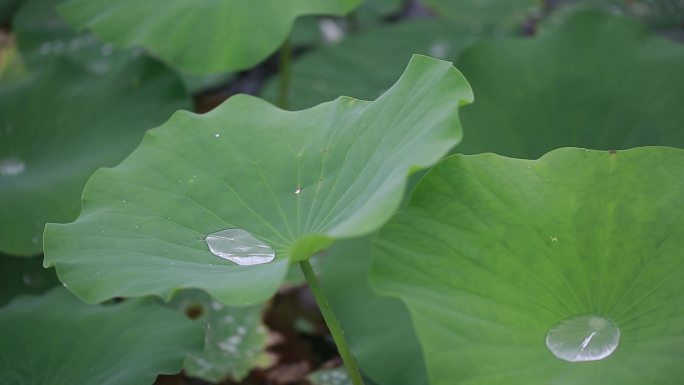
(0, 157), (26, 176)
(546, 314), (620, 362)
(205, 229), (275, 266)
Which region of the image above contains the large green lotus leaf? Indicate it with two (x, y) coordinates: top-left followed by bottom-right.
(170, 290), (272, 382)
(57, 0), (363, 74)
(0, 254), (58, 307)
(456, 10), (684, 158)
(0, 54), (189, 256)
(262, 20), (485, 110)
(0, 287), (202, 385)
(371, 147), (684, 385)
(43, 55), (474, 305)
(421, 0), (540, 32)
(321, 236), (427, 385)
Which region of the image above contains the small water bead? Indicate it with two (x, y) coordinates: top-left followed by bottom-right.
(546, 314), (620, 362)
(205, 228), (275, 266)
(0, 157), (26, 176)
(318, 18), (344, 43)
(294, 186), (302, 194)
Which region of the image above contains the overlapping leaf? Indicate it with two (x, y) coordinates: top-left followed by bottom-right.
(371, 147), (684, 385)
(57, 0), (363, 73)
(456, 10), (684, 157)
(43, 55), (473, 306)
(262, 20), (485, 109)
(0, 287), (202, 385)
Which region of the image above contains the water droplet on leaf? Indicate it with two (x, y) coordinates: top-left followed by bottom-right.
(205, 229), (275, 266)
(294, 186), (302, 194)
(546, 314), (620, 362)
(429, 40), (450, 59)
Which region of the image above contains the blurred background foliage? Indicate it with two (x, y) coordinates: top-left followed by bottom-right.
(1, 0), (683, 384)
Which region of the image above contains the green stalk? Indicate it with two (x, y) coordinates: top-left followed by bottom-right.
(277, 37), (291, 109)
(299, 260), (365, 385)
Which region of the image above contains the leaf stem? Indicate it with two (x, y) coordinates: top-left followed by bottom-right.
(277, 37), (291, 109)
(299, 260), (365, 385)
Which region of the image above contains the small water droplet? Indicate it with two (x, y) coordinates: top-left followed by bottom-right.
(122, 199), (127, 203)
(319, 18), (344, 43)
(294, 186), (302, 194)
(205, 228), (275, 266)
(214, 133), (220, 138)
(0, 157), (26, 176)
(546, 314), (620, 362)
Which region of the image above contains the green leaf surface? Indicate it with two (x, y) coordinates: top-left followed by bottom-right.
(43, 55), (473, 305)
(548, 1), (684, 32)
(456, 10), (684, 157)
(57, 0), (363, 73)
(0, 254), (58, 307)
(170, 290), (272, 382)
(371, 147), (684, 385)
(12, 0), (133, 73)
(321, 236), (427, 385)
(0, 287), (203, 385)
(0, 54), (189, 256)
(308, 367), (352, 385)
(421, 0), (540, 32)
(262, 20), (486, 109)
